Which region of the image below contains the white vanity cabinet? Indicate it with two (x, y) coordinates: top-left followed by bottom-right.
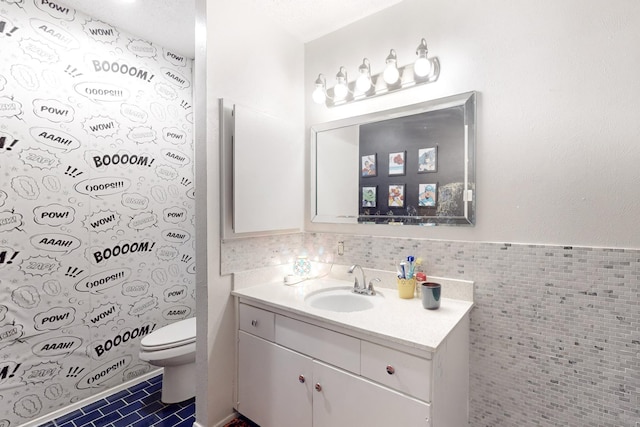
(236, 301), (469, 427)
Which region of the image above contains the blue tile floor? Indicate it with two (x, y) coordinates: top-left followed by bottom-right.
(40, 374), (195, 427)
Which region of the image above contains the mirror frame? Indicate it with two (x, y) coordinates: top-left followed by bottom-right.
(311, 91), (476, 226)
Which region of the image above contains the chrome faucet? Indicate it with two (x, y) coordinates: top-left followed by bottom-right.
(348, 264), (377, 296)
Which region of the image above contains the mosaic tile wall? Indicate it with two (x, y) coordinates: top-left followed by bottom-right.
(222, 232), (640, 427)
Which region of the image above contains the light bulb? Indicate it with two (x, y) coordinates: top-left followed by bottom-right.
(414, 38), (431, 77)
(312, 86), (325, 104)
(355, 58), (372, 93)
(414, 57), (431, 77)
(333, 82), (348, 100)
(383, 49), (399, 85)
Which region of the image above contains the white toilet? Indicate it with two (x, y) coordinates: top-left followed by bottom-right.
(139, 317), (196, 403)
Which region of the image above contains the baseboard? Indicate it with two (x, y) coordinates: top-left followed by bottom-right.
(18, 368), (163, 427)
(204, 412), (239, 427)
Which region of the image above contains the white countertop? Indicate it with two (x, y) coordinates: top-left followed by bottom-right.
(232, 277), (473, 353)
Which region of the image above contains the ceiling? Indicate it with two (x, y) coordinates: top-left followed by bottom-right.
(60, 0), (402, 59)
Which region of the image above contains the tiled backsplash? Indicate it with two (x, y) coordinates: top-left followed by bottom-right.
(222, 232), (640, 427)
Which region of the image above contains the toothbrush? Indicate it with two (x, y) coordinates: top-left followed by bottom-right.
(407, 256), (415, 278)
(399, 261), (407, 279)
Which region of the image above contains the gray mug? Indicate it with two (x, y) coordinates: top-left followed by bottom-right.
(421, 282), (441, 309)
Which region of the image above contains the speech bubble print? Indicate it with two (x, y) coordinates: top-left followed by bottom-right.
(82, 115), (120, 138)
(167, 263), (180, 277)
(44, 383), (64, 400)
(155, 165), (178, 181)
(123, 364), (151, 381)
(162, 305), (192, 320)
(128, 211), (157, 231)
(11, 285), (40, 308)
(91, 323), (156, 359)
(162, 229), (191, 244)
(20, 255), (60, 276)
(0, 210), (24, 232)
(163, 49), (186, 67)
(0, 95), (23, 119)
(89, 240), (155, 265)
(30, 18), (79, 49)
(0, 191), (6, 207)
(83, 19), (119, 44)
(127, 39), (156, 58)
(76, 355), (131, 389)
(122, 280), (149, 297)
(22, 361), (62, 385)
(120, 103), (148, 123)
(42, 279), (61, 296)
(155, 82), (177, 100)
(0, 305), (7, 322)
(89, 151), (155, 169)
(75, 177), (131, 199)
(32, 335), (82, 358)
(30, 233), (81, 255)
(19, 38), (59, 63)
(83, 210), (119, 233)
(0, 421), (8, 427)
(121, 192), (148, 210)
(167, 184), (180, 198)
(163, 285), (187, 303)
(149, 102), (165, 121)
(11, 64), (39, 90)
(74, 82), (129, 102)
(14, 394), (43, 419)
(151, 268), (167, 285)
(19, 148), (60, 170)
(187, 262), (196, 274)
(128, 296), (157, 317)
(156, 246), (178, 262)
(34, 203), (75, 226)
(75, 267), (131, 294)
(127, 126), (156, 144)
(0, 323), (24, 350)
(163, 127), (186, 145)
(90, 59), (154, 82)
(42, 175), (61, 192)
(0, 361), (21, 383)
(164, 207), (187, 223)
(35, 0), (76, 21)
(161, 67), (190, 89)
(12, 176), (39, 200)
(34, 307), (75, 331)
(30, 127), (81, 153)
(0, 14), (18, 37)
(186, 112), (193, 124)
(161, 148), (191, 167)
(150, 185), (167, 203)
(85, 302), (120, 327)
(33, 98), (74, 123)
(0, 74), (6, 91)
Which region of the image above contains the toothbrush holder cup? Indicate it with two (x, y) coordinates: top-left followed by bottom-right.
(396, 277), (416, 299)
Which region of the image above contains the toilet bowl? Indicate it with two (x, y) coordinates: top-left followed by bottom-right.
(139, 317), (196, 403)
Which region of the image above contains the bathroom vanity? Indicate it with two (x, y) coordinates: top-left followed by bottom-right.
(232, 277), (472, 426)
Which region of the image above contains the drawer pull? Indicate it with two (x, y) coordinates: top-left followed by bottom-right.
(298, 375), (305, 384)
(250, 319), (258, 327)
(386, 365), (395, 375)
(314, 383), (322, 392)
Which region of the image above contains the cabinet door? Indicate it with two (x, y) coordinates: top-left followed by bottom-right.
(238, 331), (313, 427)
(312, 361), (431, 427)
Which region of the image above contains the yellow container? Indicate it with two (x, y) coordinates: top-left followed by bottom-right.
(397, 277), (416, 299)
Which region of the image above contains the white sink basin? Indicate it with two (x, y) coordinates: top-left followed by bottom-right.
(304, 286), (383, 312)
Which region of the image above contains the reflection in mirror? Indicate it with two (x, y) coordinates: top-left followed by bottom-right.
(311, 91), (476, 226)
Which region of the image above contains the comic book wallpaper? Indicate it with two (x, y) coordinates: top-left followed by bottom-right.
(0, 1), (195, 425)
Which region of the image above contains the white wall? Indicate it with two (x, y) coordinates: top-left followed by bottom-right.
(197, 1), (304, 425)
(305, 0), (640, 249)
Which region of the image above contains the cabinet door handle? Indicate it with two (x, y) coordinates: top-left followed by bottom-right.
(386, 365), (395, 375)
(298, 375), (305, 383)
(314, 383), (322, 392)
(250, 319), (258, 327)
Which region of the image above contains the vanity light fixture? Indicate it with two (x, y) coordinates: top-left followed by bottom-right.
(311, 38), (440, 107)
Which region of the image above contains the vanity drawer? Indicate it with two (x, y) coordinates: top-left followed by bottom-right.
(361, 341), (432, 402)
(275, 315), (360, 374)
(239, 303), (275, 341)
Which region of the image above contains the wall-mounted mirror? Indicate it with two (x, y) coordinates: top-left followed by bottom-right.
(311, 91), (476, 226)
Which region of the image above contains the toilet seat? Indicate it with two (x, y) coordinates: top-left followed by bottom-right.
(141, 317), (196, 351)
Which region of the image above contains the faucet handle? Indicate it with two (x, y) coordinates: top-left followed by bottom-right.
(368, 278), (381, 294)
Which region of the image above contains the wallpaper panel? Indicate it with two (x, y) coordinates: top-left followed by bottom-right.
(0, 1), (195, 425)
